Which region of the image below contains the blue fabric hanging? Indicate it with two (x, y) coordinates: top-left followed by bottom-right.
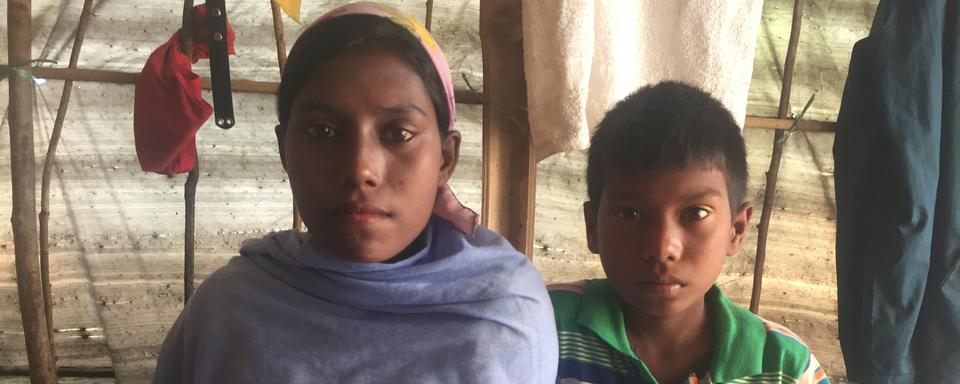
(834, 1), (960, 382)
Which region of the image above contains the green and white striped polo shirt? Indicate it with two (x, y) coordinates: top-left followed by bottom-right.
(550, 279), (829, 384)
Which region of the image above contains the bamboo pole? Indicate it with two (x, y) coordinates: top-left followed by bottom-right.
(425, 0), (435, 32)
(269, 0), (287, 74)
(750, 0), (806, 314)
(479, 0), (536, 256)
(180, 0), (199, 302)
(38, 0), (96, 361)
(184, 164), (199, 301)
(0, 65), (496, 106)
(0, 366), (114, 378)
(7, 64), (840, 132)
(6, 65), (840, 133)
(268, 0), (303, 230)
(8, 0), (59, 382)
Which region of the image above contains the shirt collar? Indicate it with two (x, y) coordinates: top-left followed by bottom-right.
(575, 280), (768, 383)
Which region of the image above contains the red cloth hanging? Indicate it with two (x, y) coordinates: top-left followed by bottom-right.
(134, 4), (235, 175)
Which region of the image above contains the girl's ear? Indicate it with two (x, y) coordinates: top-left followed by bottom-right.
(276, 124), (287, 171)
(438, 130), (461, 186)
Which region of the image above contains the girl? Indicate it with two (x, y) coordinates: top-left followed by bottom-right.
(153, 3), (558, 383)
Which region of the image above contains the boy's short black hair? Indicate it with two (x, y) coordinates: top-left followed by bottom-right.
(586, 81), (748, 213)
(276, 15), (449, 133)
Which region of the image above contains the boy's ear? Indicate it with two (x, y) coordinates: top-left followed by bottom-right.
(275, 124), (288, 171)
(584, 201), (599, 254)
(727, 202), (754, 256)
(438, 130), (462, 186)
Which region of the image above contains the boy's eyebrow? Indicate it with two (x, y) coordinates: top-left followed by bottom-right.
(679, 187), (726, 201)
(604, 187), (725, 202)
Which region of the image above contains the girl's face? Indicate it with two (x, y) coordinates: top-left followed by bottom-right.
(280, 43), (460, 263)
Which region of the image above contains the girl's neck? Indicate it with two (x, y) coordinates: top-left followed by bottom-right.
(384, 227), (429, 263)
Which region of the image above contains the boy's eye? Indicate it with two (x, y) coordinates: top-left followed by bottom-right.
(680, 206), (711, 221)
(382, 127), (415, 143)
(305, 123), (337, 139)
(613, 208), (640, 221)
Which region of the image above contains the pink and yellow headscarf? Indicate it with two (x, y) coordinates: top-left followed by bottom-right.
(308, 2), (457, 132)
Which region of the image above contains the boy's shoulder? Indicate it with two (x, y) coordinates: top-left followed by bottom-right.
(713, 289), (830, 384)
(718, 291), (811, 354)
(547, 280), (590, 299)
(547, 280), (592, 321)
(755, 315), (829, 384)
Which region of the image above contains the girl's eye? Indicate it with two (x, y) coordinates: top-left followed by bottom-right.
(613, 207), (640, 221)
(306, 123), (337, 138)
(681, 206), (711, 221)
(382, 127), (415, 143)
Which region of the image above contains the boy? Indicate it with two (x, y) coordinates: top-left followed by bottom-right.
(551, 82), (829, 384)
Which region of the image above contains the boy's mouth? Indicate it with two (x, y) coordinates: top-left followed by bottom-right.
(634, 276), (685, 295)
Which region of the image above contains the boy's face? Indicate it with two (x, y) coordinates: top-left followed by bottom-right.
(585, 167), (751, 317)
(280, 45), (460, 263)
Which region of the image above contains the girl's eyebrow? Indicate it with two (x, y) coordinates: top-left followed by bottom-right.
(294, 102), (426, 117)
(379, 104), (427, 116)
(295, 101), (340, 115)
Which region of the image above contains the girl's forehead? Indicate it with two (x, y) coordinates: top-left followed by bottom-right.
(296, 47), (431, 102)
(288, 52), (439, 132)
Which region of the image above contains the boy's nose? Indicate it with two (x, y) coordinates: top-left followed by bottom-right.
(644, 221), (682, 262)
(341, 132), (383, 189)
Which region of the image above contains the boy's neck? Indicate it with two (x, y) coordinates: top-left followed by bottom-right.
(620, 296), (713, 383)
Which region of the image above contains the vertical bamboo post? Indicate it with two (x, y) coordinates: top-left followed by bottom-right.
(751, 0), (806, 314)
(479, 0), (536, 256)
(8, 0), (59, 382)
(425, 0), (435, 32)
(181, 0), (199, 302)
(268, 0), (303, 230)
(269, 0), (287, 73)
(39, 0), (96, 359)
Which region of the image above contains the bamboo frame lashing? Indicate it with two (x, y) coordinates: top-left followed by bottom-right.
(750, 0), (807, 314)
